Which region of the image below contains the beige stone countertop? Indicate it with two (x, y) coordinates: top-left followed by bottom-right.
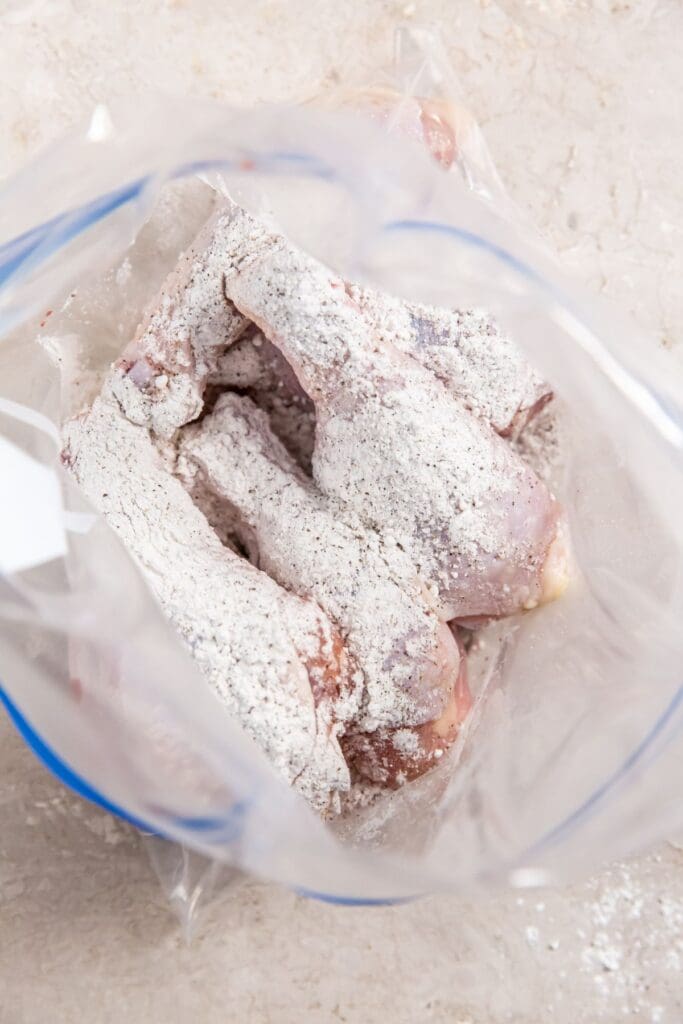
(1, 2), (682, 1021)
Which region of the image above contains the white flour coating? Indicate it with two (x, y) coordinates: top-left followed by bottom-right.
(390, 729), (422, 756)
(62, 386), (355, 813)
(58, 199), (569, 810)
(109, 209), (250, 438)
(210, 204), (566, 620)
(346, 284), (551, 437)
(210, 332), (316, 471)
(208, 331), (294, 391)
(341, 626), (470, 787)
(180, 471), (246, 556)
(513, 400), (565, 487)
(178, 392), (460, 731)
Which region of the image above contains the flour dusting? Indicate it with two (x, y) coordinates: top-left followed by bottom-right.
(346, 283), (552, 437)
(62, 386), (355, 813)
(212, 204), (567, 621)
(178, 391), (459, 733)
(58, 198), (567, 812)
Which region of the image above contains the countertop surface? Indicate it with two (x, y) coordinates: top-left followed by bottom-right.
(1, 2), (682, 1022)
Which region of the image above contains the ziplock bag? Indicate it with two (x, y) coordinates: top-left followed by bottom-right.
(1, 32), (683, 907)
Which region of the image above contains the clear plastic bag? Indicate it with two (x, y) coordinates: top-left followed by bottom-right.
(2, 29), (683, 908)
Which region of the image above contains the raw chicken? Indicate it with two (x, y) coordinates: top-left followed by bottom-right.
(61, 191), (573, 804)
(208, 204), (569, 620)
(337, 87), (467, 171)
(346, 285), (552, 438)
(178, 391), (460, 731)
(62, 385), (359, 813)
(208, 331), (316, 471)
(343, 630), (471, 786)
(110, 213), (250, 438)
